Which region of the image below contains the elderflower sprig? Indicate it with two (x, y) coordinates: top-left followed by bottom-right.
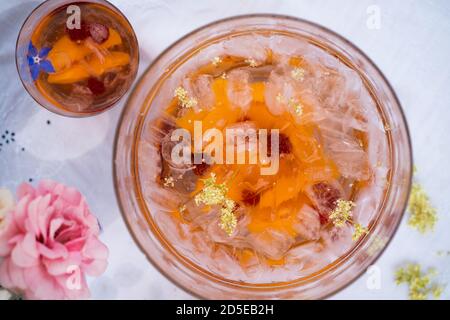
(194, 173), (237, 236)
(245, 58), (258, 67)
(194, 173), (228, 206)
(219, 199), (237, 236)
(329, 199), (355, 227)
(291, 67), (305, 81)
(395, 263), (444, 300)
(275, 94), (304, 116)
(352, 223), (368, 241)
(211, 56), (222, 67)
(163, 176), (175, 188)
(408, 182), (437, 233)
(174, 86), (198, 109)
(329, 199), (368, 241)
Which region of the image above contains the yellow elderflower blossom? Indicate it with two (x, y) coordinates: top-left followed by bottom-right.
(277, 95), (304, 116)
(287, 98), (303, 116)
(293, 104), (303, 116)
(291, 67), (305, 81)
(174, 86), (198, 109)
(211, 56), (222, 67)
(408, 183), (437, 233)
(352, 223), (368, 241)
(195, 173), (228, 206)
(245, 58), (258, 67)
(395, 263), (444, 300)
(329, 199), (355, 227)
(195, 174), (237, 236)
(163, 176), (175, 188)
(219, 199), (237, 236)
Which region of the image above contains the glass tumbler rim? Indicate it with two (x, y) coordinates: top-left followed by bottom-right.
(15, 0), (140, 117)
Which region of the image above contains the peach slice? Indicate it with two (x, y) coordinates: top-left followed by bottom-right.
(48, 28), (123, 72)
(101, 28), (122, 49)
(47, 36), (91, 72)
(47, 52), (130, 84)
(89, 51), (130, 76)
(46, 64), (89, 84)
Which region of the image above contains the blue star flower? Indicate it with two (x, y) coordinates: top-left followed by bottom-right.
(27, 41), (55, 81)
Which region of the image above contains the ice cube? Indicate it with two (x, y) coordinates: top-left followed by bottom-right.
(160, 131), (192, 170)
(226, 69), (252, 112)
(204, 206), (250, 244)
(285, 242), (323, 266)
(181, 74), (215, 112)
(224, 121), (258, 156)
(248, 228), (294, 260)
(209, 247), (239, 278)
(267, 35), (311, 57)
(319, 126), (371, 180)
(320, 225), (353, 259)
(293, 205), (321, 241)
(222, 34), (267, 63)
(264, 68), (296, 116)
(306, 181), (344, 221)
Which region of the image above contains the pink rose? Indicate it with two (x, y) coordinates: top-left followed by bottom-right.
(0, 180), (108, 300)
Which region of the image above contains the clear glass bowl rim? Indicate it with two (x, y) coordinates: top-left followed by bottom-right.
(113, 14), (413, 299)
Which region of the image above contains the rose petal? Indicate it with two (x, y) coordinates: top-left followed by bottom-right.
(44, 252), (82, 276)
(38, 241), (68, 260)
(36, 180), (57, 196)
(24, 196), (43, 236)
(23, 264), (65, 300)
(7, 258), (27, 290)
(12, 195), (31, 232)
(36, 194), (53, 241)
(82, 257), (108, 277)
(17, 183), (35, 200)
(11, 233), (39, 268)
(48, 218), (64, 242)
(83, 236), (109, 260)
(0, 216), (19, 256)
(65, 237), (86, 252)
(57, 271), (90, 300)
(0, 258), (13, 288)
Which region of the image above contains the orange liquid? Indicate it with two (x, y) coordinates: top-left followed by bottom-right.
(30, 2), (138, 114)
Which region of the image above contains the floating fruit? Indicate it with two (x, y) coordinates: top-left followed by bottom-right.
(89, 23), (110, 44)
(66, 22), (89, 41)
(47, 52), (130, 84)
(48, 28), (122, 73)
(87, 77), (106, 95)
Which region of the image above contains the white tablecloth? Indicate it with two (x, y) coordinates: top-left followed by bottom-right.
(0, 0), (449, 299)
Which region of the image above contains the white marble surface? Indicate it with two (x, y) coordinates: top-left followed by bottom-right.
(0, 0), (449, 299)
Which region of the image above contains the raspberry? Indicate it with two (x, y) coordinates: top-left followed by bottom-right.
(191, 153), (210, 176)
(267, 133), (292, 156)
(241, 189), (260, 206)
(88, 23), (109, 44)
(66, 22), (89, 41)
(87, 77), (106, 95)
(279, 133), (292, 154)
